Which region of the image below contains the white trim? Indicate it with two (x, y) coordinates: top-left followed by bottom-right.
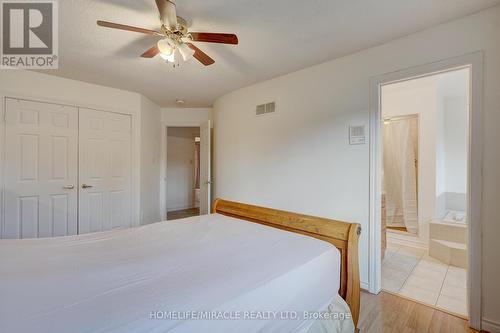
(160, 124), (167, 220)
(0, 98), (5, 238)
(368, 72), (383, 295)
(0, 92), (142, 233)
(360, 281), (370, 291)
(368, 52), (483, 330)
(482, 318), (500, 333)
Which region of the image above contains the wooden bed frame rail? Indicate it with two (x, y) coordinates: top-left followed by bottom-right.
(212, 199), (361, 326)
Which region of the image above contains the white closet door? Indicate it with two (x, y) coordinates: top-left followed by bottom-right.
(199, 121), (211, 215)
(3, 99), (78, 239)
(78, 108), (132, 234)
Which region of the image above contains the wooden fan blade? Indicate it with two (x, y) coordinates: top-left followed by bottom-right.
(141, 45), (160, 58)
(190, 32), (238, 45)
(97, 20), (160, 35)
(187, 43), (215, 66)
(155, 0), (178, 31)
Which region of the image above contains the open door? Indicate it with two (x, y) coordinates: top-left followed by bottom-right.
(199, 121), (211, 214)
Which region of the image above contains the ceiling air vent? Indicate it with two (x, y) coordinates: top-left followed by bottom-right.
(256, 102), (276, 116)
(256, 104), (266, 116)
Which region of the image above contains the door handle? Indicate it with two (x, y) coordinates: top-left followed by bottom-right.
(81, 184), (93, 189)
(62, 185), (75, 190)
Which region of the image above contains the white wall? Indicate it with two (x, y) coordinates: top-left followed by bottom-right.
(436, 92), (447, 201)
(213, 5), (500, 327)
(435, 70), (470, 216)
(442, 97), (469, 194)
(0, 70), (163, 227)
(166, 127), (200, 211)
(0, 70), (141, 113)
(162, 107), (213, 125)
(140, 96), (162, 225)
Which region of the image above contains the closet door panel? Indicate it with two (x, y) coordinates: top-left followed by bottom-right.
(78, 108), (132, 234)
(3, 99), (78, 239)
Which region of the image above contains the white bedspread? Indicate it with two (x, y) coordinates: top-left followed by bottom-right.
(0, 213), (345, 333)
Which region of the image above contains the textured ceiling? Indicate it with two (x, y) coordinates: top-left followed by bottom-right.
(45, 0), (499, 107)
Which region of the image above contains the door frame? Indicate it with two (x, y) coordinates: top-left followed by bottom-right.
(0, 92), (141, 237)
(160, 120), (210, 220)
(368, 52), (483, 329)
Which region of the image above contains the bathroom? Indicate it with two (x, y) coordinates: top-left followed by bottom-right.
(380, 68), (469, 317)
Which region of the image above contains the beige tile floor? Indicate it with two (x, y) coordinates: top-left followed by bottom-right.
(382, 243), (467, 317)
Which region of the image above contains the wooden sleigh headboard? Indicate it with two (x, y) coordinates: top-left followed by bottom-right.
(212, 199), (361, 326)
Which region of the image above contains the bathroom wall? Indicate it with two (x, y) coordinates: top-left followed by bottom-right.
(436, 70), (469, 217)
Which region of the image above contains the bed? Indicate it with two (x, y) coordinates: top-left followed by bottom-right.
(0, 199), (361, 333)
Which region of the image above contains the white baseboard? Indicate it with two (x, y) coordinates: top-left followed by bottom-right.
(361, 281), (370, 292)
(483, 318), (500, 333)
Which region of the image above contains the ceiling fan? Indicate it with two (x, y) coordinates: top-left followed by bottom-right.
(97, 0), (238, 66)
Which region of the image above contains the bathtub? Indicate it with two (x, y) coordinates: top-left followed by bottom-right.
(443, 210), (466, 224)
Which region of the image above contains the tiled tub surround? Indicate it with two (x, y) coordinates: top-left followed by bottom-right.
(381, 243), (467, 317)
(429, 219), (467, 268)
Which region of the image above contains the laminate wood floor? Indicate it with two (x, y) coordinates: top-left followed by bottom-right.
(167, 208), (200, 220)
(358, 291), (478, 333)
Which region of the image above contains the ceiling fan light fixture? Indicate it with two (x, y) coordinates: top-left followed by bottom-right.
(157, 38), (175, 56)
(178, 43), (195, 61)
(160, 51), (176, 63)
(97, 2), (238, 67)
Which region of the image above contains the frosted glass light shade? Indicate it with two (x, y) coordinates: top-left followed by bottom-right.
(178, 43), (195, 61)
(157, 38), (174, 56)
(160, 51), (176, 63)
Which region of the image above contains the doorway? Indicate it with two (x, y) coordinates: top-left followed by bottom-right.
(164, 121), (211, 220)
(166, 127), (200, 220)
(380, 69), (470, 318)
(369, 52), (483, 329)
